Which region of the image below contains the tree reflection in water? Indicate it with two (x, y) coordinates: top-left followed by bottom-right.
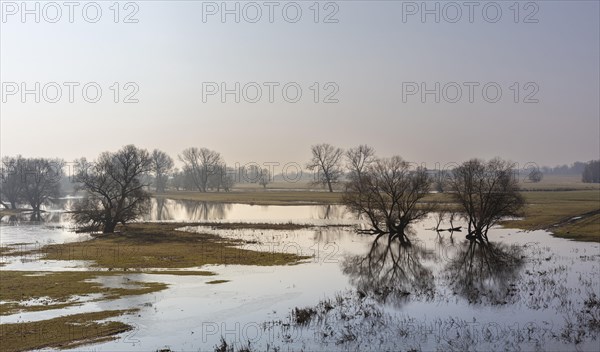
(1, 211), (65, 225)
(149, 199), (231, 221)
(444, 239), (524, 305)
(344, 231), (525, 307)
(317, 204), (344, 220)
(154, 197), (172, 220)
(342, 232), (435, 306)
(179, 200), (231, 220)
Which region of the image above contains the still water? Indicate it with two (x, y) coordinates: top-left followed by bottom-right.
(0, 199), (598, 351)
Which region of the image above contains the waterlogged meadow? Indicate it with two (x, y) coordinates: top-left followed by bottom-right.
(0, 200), (598, 351)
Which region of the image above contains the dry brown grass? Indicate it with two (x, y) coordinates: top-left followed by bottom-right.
(0, 309), (136, 351)
(0, 271), (167, 315)
(41, 222), (309, 269)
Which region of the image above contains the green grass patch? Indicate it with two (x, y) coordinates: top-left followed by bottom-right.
(0, 271), (167, 315)
(206, 280), (230, 285)
(0, 309), (136, 351)
(41, 223), (309, 269)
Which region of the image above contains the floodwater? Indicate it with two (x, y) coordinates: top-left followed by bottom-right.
(0, 200), (599, 351)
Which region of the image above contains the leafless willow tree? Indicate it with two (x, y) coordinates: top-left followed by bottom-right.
(346, 144), (376, 182)
(447, 158), (524, 243)
(151, 149), (174, 193)
(72, 145), (152, 233)
(20, 158), (64, 213)
(178, 147), (223, 192)
(306, 143), (344, 192)
(0, 156), (62, 213)
(0, 155), (25, 209)
(343, 156), (434, 244)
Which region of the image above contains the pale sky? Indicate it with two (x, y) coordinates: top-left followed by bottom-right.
(1, 0), (599, 169)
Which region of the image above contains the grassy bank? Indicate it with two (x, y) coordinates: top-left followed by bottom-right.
(42, 222), (310, 269)
(503, 191), (600, 242)
(0, 222), (309, 350)
(0, 271), (167, 315)
(0, 309), (137, 352)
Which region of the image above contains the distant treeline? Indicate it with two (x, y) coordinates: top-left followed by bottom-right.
(540, 161), (589, 175)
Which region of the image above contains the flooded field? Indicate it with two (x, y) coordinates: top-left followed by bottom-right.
(1, 200), (599, 351)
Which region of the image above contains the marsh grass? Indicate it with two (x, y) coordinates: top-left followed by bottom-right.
(146, 270), (216, 276)
(501, 191), (600, 241)
(0, 309), (137, 352)
(40, 223), (309, 269)
(200, 222), (351, 230)
(0, 271), (167, 315)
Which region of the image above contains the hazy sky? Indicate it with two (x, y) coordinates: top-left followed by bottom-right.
(1, 0), (599, 169)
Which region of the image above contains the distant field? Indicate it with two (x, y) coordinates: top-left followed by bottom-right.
(233, 181), (316, 190)
(229, 175), (600, 192)
(518, 174), (600, 191)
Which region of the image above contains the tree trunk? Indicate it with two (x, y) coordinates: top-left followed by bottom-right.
(327, 180), (333, 192)
(103, 221), (117, 233)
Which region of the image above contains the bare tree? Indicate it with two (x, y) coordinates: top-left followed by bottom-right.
(343, 156), (434, 244)
(20, 158), (63, 213)
(447, 158), (525, 243)
(0, 155), (25, 209)
(1, 156), (62, 212)
(208, 163), (234, 192)
(150, 149), (174, 193)
(258, 168), (270, 189)
(527, 168), (543, 183)
(242, 164), (261, 184)
(72, 145), (152, 233)
(345, 144), (376, 182)
(306, 143), (344, 192)
(178, 147), (223, 192)
(582, 160), (600, 183)
(170, 168), (184, 191)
